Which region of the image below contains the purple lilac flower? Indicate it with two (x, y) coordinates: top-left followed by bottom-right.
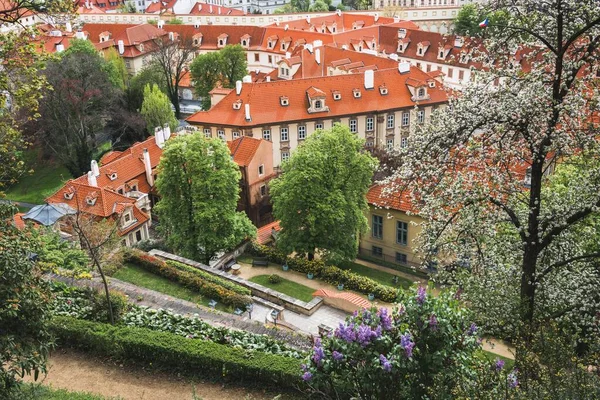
(335, 322), (357, 343)
(507, 370), (518, 388)
(303, 371), (313, 381)
(379, 308), (393, 331)
(362, 310), (372, 324)
(397, 305), (406, 316)
(379, 354), (392, 372)
(400, 333), (415, 358)
(332, 351), (344, 361)
(301, 363), (307, 371)
(353, 310), (359, 317)
(416, 286), (427, 305)
(312, 340), (325, 366)
(357, 324), (373, 347)
(467, 323), (478, 336)
(429, 314), (439, 331)
(495, 359), (505, 372)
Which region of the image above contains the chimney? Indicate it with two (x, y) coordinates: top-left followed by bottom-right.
(209, 4), (212, 13)
(398, 61), (411, 74)
(307, 15), (311, 24)
(155, 126), (165, 148)
(336, 9), (341, 16)
(244, 104), (251, 121)
(285, 51), (291, 58)
(364, 69), (374, 89)
(374, 13), (379, 22)
(305, 43), (313, 53)
(284, 24), (289, 31)
(75, 30), (86, 40)
(65, 21), (72, 33)
(313, 40), (322, 47)
(242, 75), (252, 83)
(389, 53), (399, 61)
(266, 76), (271, 82)
(91, 160), (100, 177)
(235, 80), (242, 95)
(157, 19), (164, 29)
(163, 123), (171, 141)
(87, 171), (97, 187)
(169, 31), (174, 41)
(55, 44), (65, 52)
(393, 16), (400, 23)
(117, 40), (124, 54)
(142, 148), (154, 187)
(315, 48), (320, 64)
(454, 36), (464, 48)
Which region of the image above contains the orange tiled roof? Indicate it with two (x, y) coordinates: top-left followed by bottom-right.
(186, 66), (447, 127)
(189, 2), (244, 16)
(256, 220), (280, 245)
(227, 136), (261, 167)
(12, 213), (26, 229)
(47, 182), (136, 218)
(367, 182), (414, 213)
(312, 289), (372, 309)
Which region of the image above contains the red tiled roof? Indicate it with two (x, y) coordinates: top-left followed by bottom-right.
(256, 220), (280, 245)
(47, 182), (136, 218)
(189, 2), (244, 16)
(367, 182), (414, 213)
(186, 66), (447, 127)
(100, 151), (123, 165)
(227, 136), (261, 167)
(12, 213), (26, 229)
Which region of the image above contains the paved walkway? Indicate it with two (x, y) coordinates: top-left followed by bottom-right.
(0, 199), (39, 209)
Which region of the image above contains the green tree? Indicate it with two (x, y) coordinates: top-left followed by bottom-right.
(104, 47), (128, 89)
(0, 30), (47, 196)
(189, 51), (224, 110)
(0, 203), (54, 397)
(154, 134), (256, 264)
(219, 44), (248, 89)
(125, 62), (167, 112)
(309, 0), (329, 12)
(140, 83), (178, 135)
(270, 124), (377, 261)
(453, 4), (511, 37)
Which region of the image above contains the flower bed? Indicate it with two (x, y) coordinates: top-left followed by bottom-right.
(248, 243), (400, 302)
(123, 249), (251, 309)
(50, 317), (302, 389)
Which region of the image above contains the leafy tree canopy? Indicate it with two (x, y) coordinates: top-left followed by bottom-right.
(270, 124), (377, 261)
(140, 83), (178, 134)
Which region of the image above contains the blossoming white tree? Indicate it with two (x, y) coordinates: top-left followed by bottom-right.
(389, 0), (600, 369)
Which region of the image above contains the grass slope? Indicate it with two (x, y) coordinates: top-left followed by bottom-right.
(249, 275), (315, 302)
(17, 384), (110, 399)
(338, 260), (413, 289)
(113, 263), (231, 312)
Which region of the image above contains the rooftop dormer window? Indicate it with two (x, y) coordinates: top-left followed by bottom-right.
(64, 192), (74, 200)
(417, 46), (424, 56)
(280, 42), (287, 51)
(107, 171), (118, 181)
(86, 192), (98, 206)
(353, 88), (361, 98)
(417, 87), (426, 98)
(379, 85), (388, 95)
(459, 53), (468, 64)
(438, 49), (445, 59)
(332, 91), (341, 100)
(268, 40), (273, 48)
(219, 39), (224, 46)
(398, 28), (406, 38)
(242, 39), (248, 47)
(280, 96), (289, 106)
(315, 100), (323, 109)
(139, 43), (144, 52)
(233, 99), (242, 110)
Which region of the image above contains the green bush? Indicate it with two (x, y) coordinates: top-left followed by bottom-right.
(248, 243), (399, 302)
(166, 260), (251, 296)
(50, 317), (302, 389)
(123, 249), (252, 309)
(268, 274), (283, 284)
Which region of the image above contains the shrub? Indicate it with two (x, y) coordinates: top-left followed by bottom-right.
(249, 242), (399, 302)
(166, 260), (251, 296)
(268, 274), (283, 284)
(50, 317), (302, 389)
(123, 249), (252, 308)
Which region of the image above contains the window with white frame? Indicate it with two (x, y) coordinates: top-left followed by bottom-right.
(315, 122), (324, 130)
(262, 129), (271, 141)
(402, 111), (410, 126)
(417, 110), (425, 123)
(366, 116), (374, 131)
(260, 184), (267, 197)
(387, 114), (395, 129)
(233, 131), (240, 139)
(401, 137), (408, 148)
(280, 127), (289, 141)
(349, 119), (357, 133)
(417, 87), (426, 98)
(387, 138), (394, 150)
(258, 164), (264, 176)
(281, 152), (290, 162)
(298, 125), (306, 140)
(204, 128), (212, 138)
(396, 221), (408, 245)
(217, 130), (225, 140)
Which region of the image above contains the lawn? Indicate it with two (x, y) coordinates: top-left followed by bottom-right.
(113, 263), (232, 312)
(20, 384), (109, 399)
(338, 260), (414, 289)
(482, 351), (515, 370)
(249, 275), (315, 302)
(4, 149), (71, 204)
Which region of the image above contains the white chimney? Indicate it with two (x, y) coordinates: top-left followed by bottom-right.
(65, 21), (72, 33)
(244, 104), (251, 121)
(284, 24), (289, 31)
(155, 126), (165, 148)
(142, 148), (154, 187)
(398, 61), (411, 74)
(315, 48), (320, 64)
(285, 51), (291, 59)
(374, 13), (379, 22)
(393, 16), (400, 24)
(75, 30), (86, 40)
(336, 9), (341, 16)
(157, 19), (165, 29)
(55, 44), (65, 52)
(307, 15), (311, 24)
(163, 123), (171, 141)
(168, 31), (174, 41)
(209, 4), (212, 13)
(313, 40), (323, 47)
(389, 53), (399, 61)
(91, 160), (100, 177)
(235, 80), (242, 95)
(117, 40), (124, 55)
(242, 75), (252, 83)
(454, 36), (464, 48)
(266, 76), (270, 82)
(87, 171), (97, 187)
(305, 43), (313, 53)
(341, 44), (348, 50)
(364, 69), (374, 89)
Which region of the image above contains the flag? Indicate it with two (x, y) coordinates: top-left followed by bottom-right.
(479, 18), (489, 28)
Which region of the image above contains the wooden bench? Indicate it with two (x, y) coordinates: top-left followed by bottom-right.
(252, 257), (269, 267)
(222, 258), (236, 272)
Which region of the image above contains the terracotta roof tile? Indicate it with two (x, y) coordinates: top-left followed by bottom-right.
(367, 182), (415, 213)
(312, 289), (372, 309)
(256, 220), (280, 245)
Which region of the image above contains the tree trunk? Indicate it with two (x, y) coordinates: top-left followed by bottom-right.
(93, 252), (115, 325)
(172, 92), (181, 120)
(308, 252), (315, 261)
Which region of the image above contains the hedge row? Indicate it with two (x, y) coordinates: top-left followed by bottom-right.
(123, 250), (252, 309)
(50, 317), (302, 389)
(248, 243), (400, 303)
(166, 260), (251, 296)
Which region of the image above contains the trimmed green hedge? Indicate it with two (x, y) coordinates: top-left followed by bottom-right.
(166, 260), (251, 296)
(123, 250), (251, 309)
(50, 317), (302, 389)
(248, 243), (400, 302)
